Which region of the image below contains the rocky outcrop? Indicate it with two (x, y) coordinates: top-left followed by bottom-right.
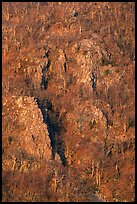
(2, 96), (51, 172)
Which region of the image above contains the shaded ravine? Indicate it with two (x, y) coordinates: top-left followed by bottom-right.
(37, 98), (67, 166)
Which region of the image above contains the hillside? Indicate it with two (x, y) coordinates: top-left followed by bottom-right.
(2, 2), (135, 202)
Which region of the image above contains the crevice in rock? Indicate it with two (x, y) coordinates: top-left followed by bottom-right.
(36, 98), (67, 166)
(40, 49), (51, 90)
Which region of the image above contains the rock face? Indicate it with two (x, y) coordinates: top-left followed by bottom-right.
(2, 2), (135, 202)
(2, 96), (51, 172)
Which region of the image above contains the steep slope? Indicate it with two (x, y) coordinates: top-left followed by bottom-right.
(2, 2), (135, 202)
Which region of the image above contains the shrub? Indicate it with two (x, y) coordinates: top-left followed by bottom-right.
(104, 69), (110, 75)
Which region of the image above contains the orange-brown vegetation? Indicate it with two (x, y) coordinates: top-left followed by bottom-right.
(2, 2), (135, 202)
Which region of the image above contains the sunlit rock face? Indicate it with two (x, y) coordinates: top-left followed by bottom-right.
(2, 96), (51, 172)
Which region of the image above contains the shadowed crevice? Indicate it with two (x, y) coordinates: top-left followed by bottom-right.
(36, 98), (67, 166)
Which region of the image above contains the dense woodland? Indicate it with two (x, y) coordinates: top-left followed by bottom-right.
(2, 2), (135, 202)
